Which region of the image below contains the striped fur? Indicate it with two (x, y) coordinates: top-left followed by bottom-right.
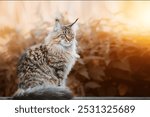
(13, 19), (79, 100)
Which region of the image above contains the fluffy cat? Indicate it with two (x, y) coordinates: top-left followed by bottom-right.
(13, 18), (79, 100)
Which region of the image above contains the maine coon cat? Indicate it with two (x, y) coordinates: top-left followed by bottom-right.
(13, 18), (79, 99)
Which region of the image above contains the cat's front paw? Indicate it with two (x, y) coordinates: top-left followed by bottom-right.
(75, 54), (80, 58)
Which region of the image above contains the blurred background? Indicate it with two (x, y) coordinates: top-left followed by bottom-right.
(1, 1), (150, 97)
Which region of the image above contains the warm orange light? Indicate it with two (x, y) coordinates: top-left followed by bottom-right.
(119, 2), (150, 32)
(135, 7), (150, 29)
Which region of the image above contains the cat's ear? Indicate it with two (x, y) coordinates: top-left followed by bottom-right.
(68, 18), (78, 27)
(69, 18), (79, 34)
(53, 18), (61, 31)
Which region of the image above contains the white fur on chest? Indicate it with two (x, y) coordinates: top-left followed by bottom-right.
(47, 40), (77, 87)
(47, 38), (79, 80)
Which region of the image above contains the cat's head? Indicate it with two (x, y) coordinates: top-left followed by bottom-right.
(46, 18), (78, 47)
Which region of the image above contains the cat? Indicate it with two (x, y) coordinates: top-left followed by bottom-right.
(13, 18), (79, 100)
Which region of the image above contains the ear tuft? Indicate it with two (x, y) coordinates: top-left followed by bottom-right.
(71, 22), (79, 35)
(53, 18), (61, 31)
(55, 18), (59, 22)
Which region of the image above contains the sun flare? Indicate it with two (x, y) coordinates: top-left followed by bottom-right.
(124, 2), (150, 31)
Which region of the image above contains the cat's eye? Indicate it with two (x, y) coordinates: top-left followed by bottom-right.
(66, 30), (70, 34)
(60, 35), (65, 39)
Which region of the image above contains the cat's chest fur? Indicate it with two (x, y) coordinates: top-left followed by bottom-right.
(46, 40), (78, 78)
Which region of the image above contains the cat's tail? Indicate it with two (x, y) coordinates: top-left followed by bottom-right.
(12, 86), (73, 100)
